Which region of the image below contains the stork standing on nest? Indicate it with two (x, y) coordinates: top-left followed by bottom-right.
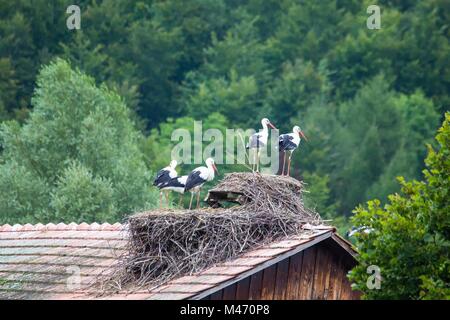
(246, 118), (277, 172)
(184, 158), (218, 209)
(160, 175), (189, 207)
(153, 160), (178, 207)
(279, 126), (307, 176)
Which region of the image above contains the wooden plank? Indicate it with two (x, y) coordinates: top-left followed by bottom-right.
(235, 276), (251, 300)
(337, 258), (360, 300)
(340, 269), (354, 300)
(248, 271), (263, 300)
(260, 264), (277, 300)
(285, 252), (303, 299)
(273, 259), (290, 300)
(311, 246), (325, 299)
(208, 290), (223, 300)
(322, 248), (333, 299)
(298, 247), (317, 299)
(327, 253), (341, 300)
(336, 259), (352, 300)
(334, 258), (345, 300)
(222, 283), (237, 300)
(312, 244), (334, 299)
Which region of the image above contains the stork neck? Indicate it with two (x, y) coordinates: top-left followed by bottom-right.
(261, 123), (269, 133)
(206, 163), (215, 179)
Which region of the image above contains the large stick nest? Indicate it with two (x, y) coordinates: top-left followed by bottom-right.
(100, 172), (322, 292)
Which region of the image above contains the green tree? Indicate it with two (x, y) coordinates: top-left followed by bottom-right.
(349, 113), (450, 299)
(50, 161), (116, 223)
(328, 75), (439, 214)
(302, 172), (342, 227)
(151, 0), (229, 73)
(143, 112), (231, 174)
(184, 71), (259, 126)
(0, 59), (157, 224)
(331, 75), (402, 213)
(262, 59), (331, 131)
(0, 160), (50, 224)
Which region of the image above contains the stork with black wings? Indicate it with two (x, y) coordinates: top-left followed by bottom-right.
(184, 158), (218, 209)
(279, 126), (307, 176)
(153, 160), (178, 207)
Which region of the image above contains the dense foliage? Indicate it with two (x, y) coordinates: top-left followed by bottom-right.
(0, 1), (448, 228)
(349, 113), (450, 300)
(0, 59), (157, 223)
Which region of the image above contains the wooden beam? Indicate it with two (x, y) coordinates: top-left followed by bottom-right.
(260, 264), (277, 300)
(248, 271), (263, 300)
(298, 247), (317, 299)
(222, 283), (237, 300)
(273, 258), (289, 299)
(285, 252), (303, 299)
(235, 276), (250, 299)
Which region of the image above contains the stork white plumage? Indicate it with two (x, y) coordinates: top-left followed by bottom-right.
(246, 118), (276, 172)
(184, 158), (218, 209)
(279, 126), (307, 176)
(153, 160), (178, 207)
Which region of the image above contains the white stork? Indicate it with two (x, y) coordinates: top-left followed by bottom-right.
(279, 126), (307, 176)
(246, 118), (277, 172)
(153, 160), (178, 207)
(184, 158), (218, 209)
(160, 175), (189, 207)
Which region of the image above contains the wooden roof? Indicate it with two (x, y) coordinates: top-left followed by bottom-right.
(0, 222), (356, 300)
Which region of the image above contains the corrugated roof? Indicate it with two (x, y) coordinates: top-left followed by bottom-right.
(0, 222), (355, 300)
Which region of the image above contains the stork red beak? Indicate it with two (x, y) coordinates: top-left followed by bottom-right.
(300, 131), (308, 141)
(268, 122), (277, 130)
(212, 163), (218, 173)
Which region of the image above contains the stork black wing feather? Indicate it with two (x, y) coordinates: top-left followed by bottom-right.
(184, 170), (204, 192)
(279, 134), (297, 151)
(153, 169), (171, 187)
(163, 177), (185, 189)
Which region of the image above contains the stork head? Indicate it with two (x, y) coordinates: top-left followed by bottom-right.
(205, 157), (218, 173)
(261, 118), (276, 130)
(293, 126), (308, 141)
(169, 159), (178, 169)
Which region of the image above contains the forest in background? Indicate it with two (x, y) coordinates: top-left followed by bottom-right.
(0, 0), (449, 230)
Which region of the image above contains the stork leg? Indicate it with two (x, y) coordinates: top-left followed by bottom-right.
(281, 151), (286, 175)
(189, 192), (194, 210)
(257, 150), (261, 172)
(178, 194), (183, 207)
(287, 151), (293, 176)
(196, 191), (201, 209)
(159, 191), (163, 208)
(164, 191), (169, 207)
(252, 149), (257, 172)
